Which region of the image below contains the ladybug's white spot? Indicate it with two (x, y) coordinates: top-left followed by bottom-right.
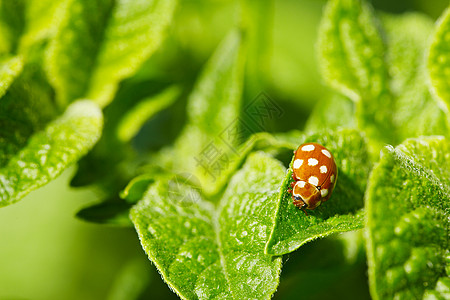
(320, 165), (328, 173)
(308, 176), (319, 186)
(321, 149), (331, 158)
(321, 189), (328, 197)
(298, 181), (306, 188)
(301, 144), (315, 152)
(293, 159), (303, 169)
(330, 174), (335, 183)
(308, 158), (318, 166)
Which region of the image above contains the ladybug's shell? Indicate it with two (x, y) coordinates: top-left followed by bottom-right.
(292, 143), (337, 209)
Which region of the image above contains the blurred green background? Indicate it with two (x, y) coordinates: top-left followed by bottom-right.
(0, 0), (448, 299)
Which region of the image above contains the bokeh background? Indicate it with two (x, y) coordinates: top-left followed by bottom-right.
(0, 0), (448, 299)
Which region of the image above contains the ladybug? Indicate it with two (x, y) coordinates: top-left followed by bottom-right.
(287, 143), (337, 212)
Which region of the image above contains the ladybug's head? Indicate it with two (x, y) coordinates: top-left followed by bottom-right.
(292, 180), (322, 209)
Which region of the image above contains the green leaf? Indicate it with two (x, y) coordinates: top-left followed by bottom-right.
(76, 198), (133, 226)
(162, 30), (247, 196)
(365, 137), (450, 299)
(0, 56), (23, 98)
(131, 152), (283, 299)
(0, 65), (59, 169)
(121, 168), (169, 204)
(72, 84), (182, 225)
(46, 0), (176, 107)
(318, 0), (449, 152)
(265, 129), (371, 255)
(318, 0), (394, 148)
(304, 94), (355, 133)
(383, 13), (449, 141)
(428, 6), (450, 114)
(318, 0), (388, 103)
(116, 86), (180, 142)
(19, 0), (65, 52)
(0, 100), (103, 207)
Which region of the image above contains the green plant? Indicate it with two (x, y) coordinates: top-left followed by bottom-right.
(0, 0), (448, 299)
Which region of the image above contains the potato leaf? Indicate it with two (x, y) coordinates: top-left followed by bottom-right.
(318, 0), (449, 153)
(366, 137), (450, 299)
(0, 100), (103, 207)
(266, 129), (371, 255)
(131, 152), (284, 299)
(46, 0), (176, 107)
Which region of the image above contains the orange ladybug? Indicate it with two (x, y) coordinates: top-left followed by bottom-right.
(288, 143), (338, 212)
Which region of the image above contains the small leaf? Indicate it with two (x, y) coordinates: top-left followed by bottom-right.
(116, 86), (180, 142)
(266, 129), (371, 255)
(46, 0), (176, 107)
(162, 30), (247, 196)
(365, 137), (450, 299)
(0, 56), (23, 98)
(428, 6), (450, 114)
(131, 152), (284, 299)
(0, 100), (103, 207)
(71, 85), (182, 225)
(76, 197), (133, 226)
(304, 94), (355, 133)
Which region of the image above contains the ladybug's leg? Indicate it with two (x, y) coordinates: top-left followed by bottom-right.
(301, 207), (308, 216)
(288, 179), (296, 195)
(292, 197), (309, 216)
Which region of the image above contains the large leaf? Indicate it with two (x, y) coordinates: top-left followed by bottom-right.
(428, 6), (450, 114)
(162, 30), (247, 196)
(131, 152), (284, 299)
(318, 0), (394, 149)
(46, 0), (176, 107)
(0, 100), (103, 207)
(318, 0), (387, 103)
(318, 0), (449, 152)
(365, 137), (450, 299)
(266, 129), (371, 255)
